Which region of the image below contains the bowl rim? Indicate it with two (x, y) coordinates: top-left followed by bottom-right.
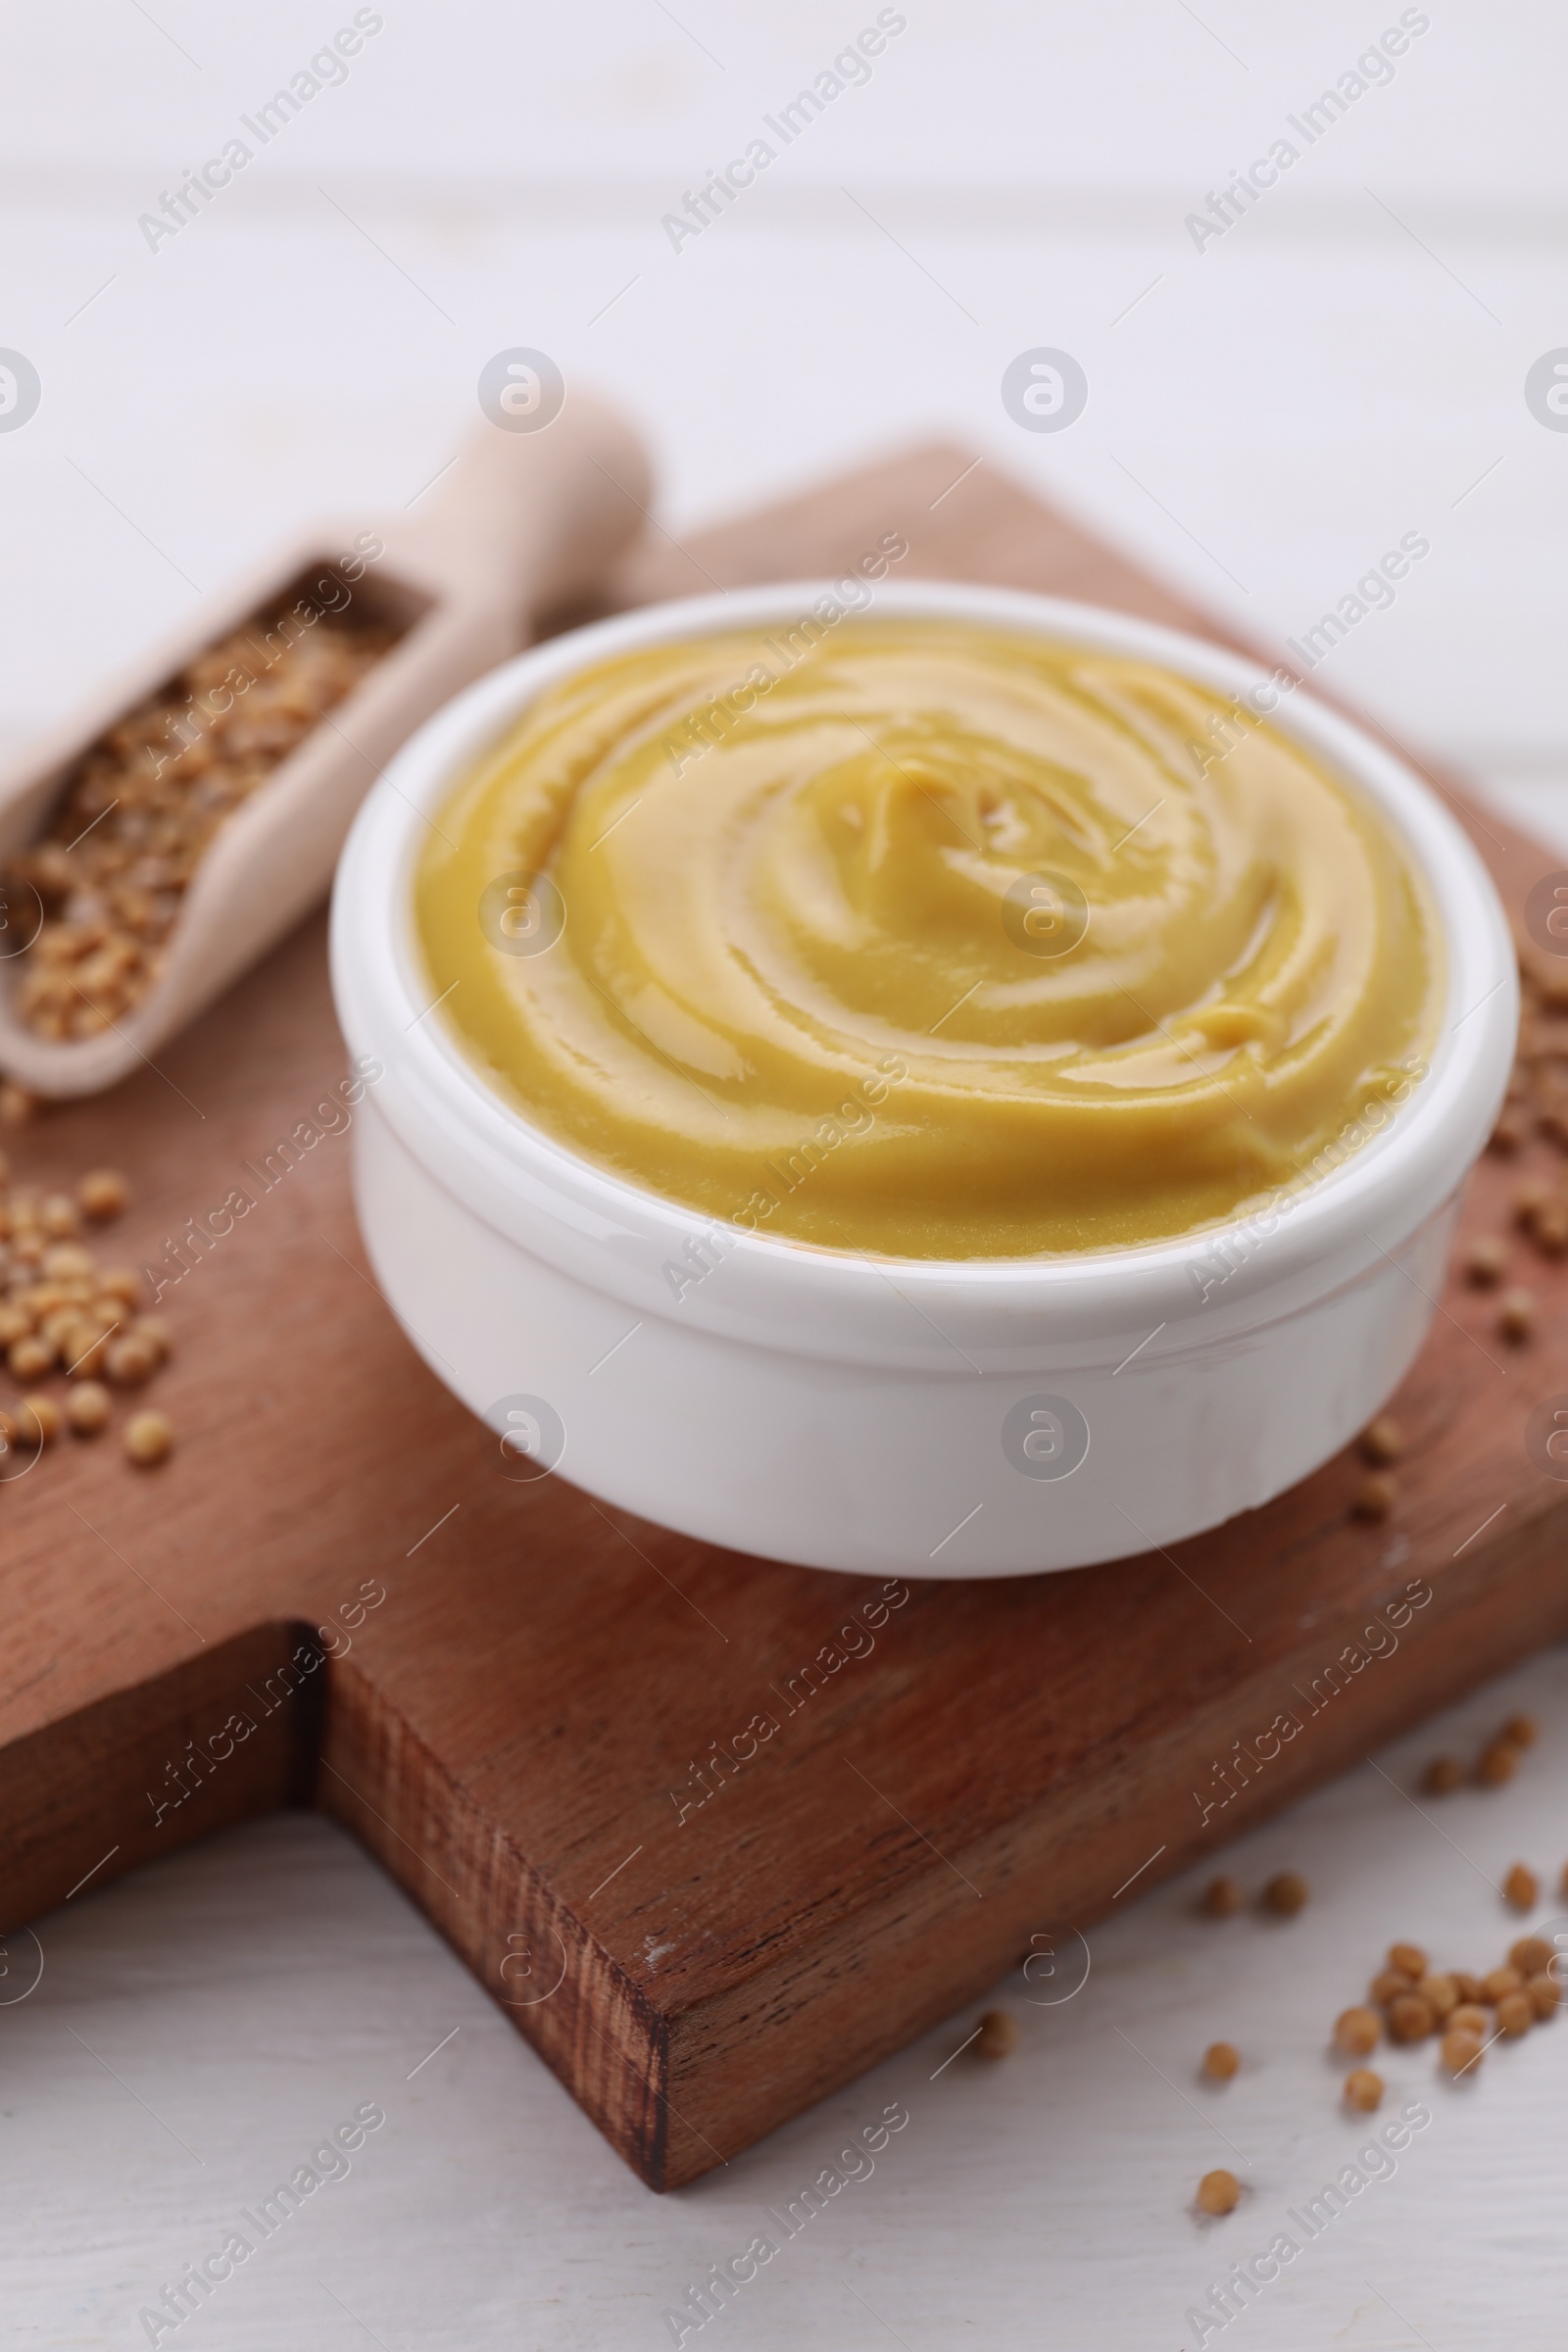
(331, 578), (1516, 1331)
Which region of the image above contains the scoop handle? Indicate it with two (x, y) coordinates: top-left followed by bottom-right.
(395, 387), (653, 629)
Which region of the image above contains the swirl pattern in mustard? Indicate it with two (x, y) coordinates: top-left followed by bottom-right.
(415, 622), (1438, 1256)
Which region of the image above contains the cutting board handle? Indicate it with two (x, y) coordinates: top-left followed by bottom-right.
(398, 388), (654, 630)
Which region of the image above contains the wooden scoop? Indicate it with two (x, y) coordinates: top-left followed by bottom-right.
(0, 391), (651, 1097)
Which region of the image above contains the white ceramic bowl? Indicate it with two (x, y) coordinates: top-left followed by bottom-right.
(330, 582), (1516, 1578)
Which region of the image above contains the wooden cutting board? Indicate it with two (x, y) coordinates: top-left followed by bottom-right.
(5, 446), (1563, 2194)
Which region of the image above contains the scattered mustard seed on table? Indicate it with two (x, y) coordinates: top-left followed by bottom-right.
(1463, 1235), (1508, 1285)
(76, 1169), (128, 1221)
(1416, 1972), (1458, 2019)
(1512, 1175), (1553, 1222)
(1483, 1965), (1524, 2003)
(1388, 1941), (1428, 1980)
(123, 1409), (173, 1468)
(1333, 2006), (1382, 2057)
(65, 1381), (111, 1436)
(18, 1394), (59, 1446)
(1441, 2027), (1484, 2075)
(973, 2010), (1016, 2059)
(1351, 1471), (1396, 1521)
(1344, 2068), (1384, 2112)
(1509, 1936), (1552, 1977)
(1495, 1990), (1535, 2037)
(1503, 1862), (1540, 1912)
(1200, 1875), (1244, 1919)
(1532, 1199), (1568, 1254)
(0, 1158), (172, 1473)
(1201, 2042), (1239, 2082)
(1497, 1287), (1537, 1343)
(1528, 1973), (1560, 2021)
(1501, 1713), (1538, 1748)
(1422, 1756), (1463, 1795)
(1447, 2003), (1489, 2037)
(1388, 1992), (1437, 2044)
(8, 1335), (51, 1383)
(1261, 1871), (1308, 1917)
(1475, 1740), (1520, 1788)
(1197, 2169), (1240, 2217)
(105, 1332), (159, 1387)
(1358, 1415), (1403, 1465)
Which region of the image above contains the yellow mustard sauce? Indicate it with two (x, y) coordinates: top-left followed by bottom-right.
(413, 622), (1439, 1258)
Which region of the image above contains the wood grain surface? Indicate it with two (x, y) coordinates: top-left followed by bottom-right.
(3, 446), (1561, 2192)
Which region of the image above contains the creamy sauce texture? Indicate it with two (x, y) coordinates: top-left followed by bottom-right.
(414, 622), (1439, 1256)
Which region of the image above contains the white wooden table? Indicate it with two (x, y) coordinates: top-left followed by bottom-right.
(5, 6), (1568, 2342)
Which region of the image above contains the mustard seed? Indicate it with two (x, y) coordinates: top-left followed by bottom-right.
(1483, 1965), (1524, 2003)
(1536, 1204), (1568, 1255)
(1448, 2002), (1489, 2036)
(1502, 1713), (1538, 1748)
(1352, 1471), (1396, 1521)
(1528, 1972), (1560, 2020)
(132, 1314), (170, 1365)
(1359, 1416), (1404, 1466)
(1423, 1755), (1463, 1795)
(1441, 2026), (1484, 2075)
(1498, 1288), (1538, 1343)
(1201, 1875), (1245, 1919)
(1344, 2067), (1383, 2112)
(1463, 1235), (1508, 1286)
(973, 2009), (1016, 2059)
(39, 1194), (76, 1239)
(1371, 1967), (1417, 2006)
(41, 1243), (92, 1281)
(65, 1381), (110, 1437)
(96, 1268), (142, 1307)
(1333, 2006), (1381, 2057)
(1453, 1972), (1487, 2005)
(76, 1168), (127, 1222)
(1201, 2041), (1240, 2082)
(7, 1335), (53, 1383)
(62, 1325), (109, 1380)
(17, 1395), (58, 1446)
(1503, 1861), (1540, 1912)
(1514, 1176), (1553, 1224)
(1496, 1990), (1534, 2036)
(1388, 1992), (1437, 2043)
(0, 1084), (36, 1125)
(1197, 2169), (1240, 2217)
(1262, 1871), (1308, 1917)
(105, 1333), (158, 1388)
(1476, 1740), (1520, 1788)
(123, 1409), (172, 1467)
(1388, 1941), (1428, 1981)
(1416, 1973), (1459, 2020)
(1509, 1935), (1552, 1978)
